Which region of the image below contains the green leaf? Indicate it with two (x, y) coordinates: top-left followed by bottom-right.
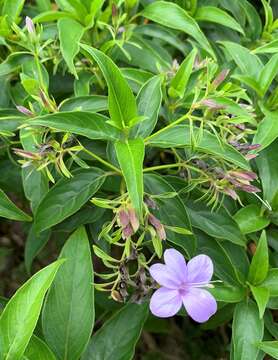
(115, 139), (144, 215)
(232, 300), (264, 360)
(131, 75), (162, 138)
(256, 140), (278, 206)
(59, 95), (108, 112)
(2, 0), (26, 26)
(0, 188), (32, 222)
(187, 205), (245, 246)
(250, 285), (269, 319)
(219, 41), (263, 79)
(142, 1), (215, 59)
(25, 226), (51, 275)
(144, 174), (196, 257)
(248, 231), (269, 285)
(209, 284), (246, 303)
(253, 39), (278, 54)
(27, 111), (121, 141)
(0, 260), (63, 360)
(169, 48), (197, 99)
(234, 205), (270, 235)
(147, 125), (250, 170)
(257, 341), (278, 359)
(36, 0), (52, 12)
(259, 53), (278, 96)
(24, 335), (56, 360)
(80, 44), (138, 129)
(34, 168), (105, 232)
(58, 18), (84, 78)
(81, 303), (148, 360)
(195, 6), (244, 34)
(43, 227), (94, 360)
(253, 109), (278, 151)
(261, 269), (278, 297)
(0, 52), (33, 77)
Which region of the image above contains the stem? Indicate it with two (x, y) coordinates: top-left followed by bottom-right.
(82, 147), (121, 174)
(143, 162), (207, 176)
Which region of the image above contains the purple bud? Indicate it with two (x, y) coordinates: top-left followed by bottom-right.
(13, 148), (40, 160)
(238, 184), (261, 193)
(128, 208), (139, 233)
(118, 209), (129, 227)
(112, 3), (118, 17)
(201, 99), (225, 110)
(148, 214), (166, 241)
(144, 196), (158, 210)
(212, 69), (229, 88)
(16, 105), (33, 117)
(25, 16), (35, 34)
(223, 188), (238, 200)
(229, 170), (257, 181)
(122, 224), (134, 239)
(245, 153), (258, 160)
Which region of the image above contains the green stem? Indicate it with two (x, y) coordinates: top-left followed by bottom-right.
(82, 147), (121, 174)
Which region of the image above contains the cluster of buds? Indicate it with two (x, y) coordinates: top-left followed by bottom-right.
(229, 140), (261, 160)
(117, 207), (139, 239)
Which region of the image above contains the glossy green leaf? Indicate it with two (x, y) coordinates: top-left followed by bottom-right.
(0, 260), (63, 360)
(195, 6), (244, 34)
(43, 227), (94, 360)
(169, 48), (197, 99)
(232, 300), (264, 360)
(0, 53), (33, 77)
(27, 112), (121, 141)
(142, 1), (215, 59)
(115, 139), (144, 215)
(253, 109), (278, 151)
(81, 303), (148, 360)
(2, 0), (26, 25)
(259, 53), (278, 96)
(58, 18), (84, 78)
(80, 44), (138, 129)
(253, 39), (278, 54)
(261, 269), (278, 297)
(36, 0), (52, 12)
(257, 341), (278, 359)
(144, 174), (196, 257)
(147, 125), (250, 170)
(234, 205), (270, 234)
(34, 168), (105, 232)
(24, 335), (56, 360)
(209, 284), (246, 303)
(187, 205), (245, 246)
(131, 75), (162, 138)
(256, 140), (278, 205)
(250, 285), (269, 319)
(59, 96), (108, 113)
(0, 188), (32, 222)
(248, 231), (269, 285)
(220, 41), (263, 79)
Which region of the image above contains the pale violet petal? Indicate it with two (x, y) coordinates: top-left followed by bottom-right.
(164, 248), (187, 283)
(182, 288), (217, 323)
(149, 263), (181, 289)
(150, 287), (182, 318)
(186, 254), (213, 284)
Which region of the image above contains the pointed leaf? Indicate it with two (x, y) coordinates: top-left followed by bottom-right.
(250, 285), (269, 319)
(0, 188), (32, 222)
(24, 335), (56, 360)
(257, 341), (278, 359)
(248, 231), (269, 285)
(0, 260), (63, 360)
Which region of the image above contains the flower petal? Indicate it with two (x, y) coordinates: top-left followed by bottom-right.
(182, 288), (217, 323)
(164, 248), (187, 283)
(150, 287), (182, 318)
(186, 254), (213, 284)
(149, 263), (181, 289)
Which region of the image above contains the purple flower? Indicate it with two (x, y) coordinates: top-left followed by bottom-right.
(149, 249), (217, 322)
(25, 16), (35, 34)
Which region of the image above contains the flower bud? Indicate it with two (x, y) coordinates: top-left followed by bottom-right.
(122, 224), (133, 239)
(118, 209), (129, 227)
(212, 69), (229, 88)
(16, 105), (33, 116)
(148, 214), (166, 241)
(201, 99), (225, 110)
(128, 208), (139, 232)
(25, 16), (35, 35)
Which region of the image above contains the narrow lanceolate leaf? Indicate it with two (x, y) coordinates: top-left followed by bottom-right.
(232, 300), (264, 360)
(250, 285), (269, 319)
(261, 269), (278, 297)
(0, 260), (63, 360)
(43, 227), (94, 360)
(34, 168), (105, 232)
(131, 75), (162, 138)
(81, 303), (149, 360)
(23, 335), (56, 360)
(142, 1), (215, 59)
(115, 139), (144, 216)
(0, 188), (32, 222)
(253, 109), (278, 151)
(169, 48), (197, 99)
(248, 231), (269, 285)
(27, 112), (121, 141)
(195, 7), (245, 34)
(2, 0), (26, 25)
(257, 341), (278, 359)
(58, 18), (84, 77)
(147, 125), (250, 170)
(80, 44), (138, 129)
(258, 53), (278, 96)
